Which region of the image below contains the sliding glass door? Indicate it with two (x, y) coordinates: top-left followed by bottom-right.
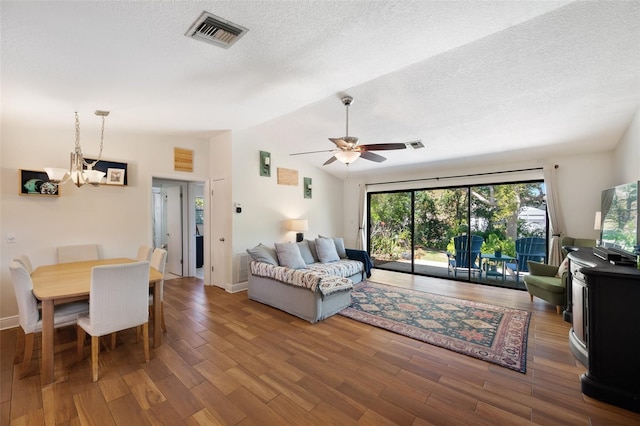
(368, 181), (547, 289)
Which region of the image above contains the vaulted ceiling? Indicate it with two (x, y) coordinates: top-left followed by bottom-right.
(2, 1), (639, 178)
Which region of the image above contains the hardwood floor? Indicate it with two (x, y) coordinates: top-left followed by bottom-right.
(2, 270), (640, 425)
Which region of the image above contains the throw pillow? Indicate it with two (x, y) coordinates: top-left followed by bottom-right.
(306, 239), (319, 262)
(274, 243), (307, 269)
(297, 240), (315, 264)
(315, 237), (340, 263)
(556, 257), (569, 277)
(318, 235), (347, 258)
(246, 243), (279, 265)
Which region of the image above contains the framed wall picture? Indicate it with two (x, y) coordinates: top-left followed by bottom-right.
(84, 158), (128, 185)
(19, 169), (60, 196)
(277, 168), (298, 186)
(106, 168), (126, 185)
(304, 177), (312, 198)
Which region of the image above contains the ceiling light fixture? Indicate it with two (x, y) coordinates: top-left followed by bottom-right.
(334, 150), (361, 164)
(45, 110), (109, 187)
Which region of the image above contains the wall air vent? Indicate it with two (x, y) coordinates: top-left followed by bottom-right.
(185, 12), (248, 49)
(407, 140), (425, 149)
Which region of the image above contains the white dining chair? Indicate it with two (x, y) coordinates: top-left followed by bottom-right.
(57, 244), (100, 263)
(9, 261), (88, 378)
(149, 248), (168, 333)
(136, 245), (153, 262)
(13, 254), (34, 275)
(76, 261), (150, 381)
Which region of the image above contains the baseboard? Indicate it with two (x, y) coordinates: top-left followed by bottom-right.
(228, 281), (248, 293)
(0, 315), (19, 331)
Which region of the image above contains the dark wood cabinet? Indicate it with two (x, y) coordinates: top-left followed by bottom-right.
(567, 249), (640, 413)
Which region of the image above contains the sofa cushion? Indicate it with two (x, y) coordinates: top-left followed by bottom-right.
(319, 235), (347, 258)
(524, 275), (564, 294)
(305, 239), (319, 262)
(316, 238), (340, 263)
(275, 243), (307, 269)
(556, 257), (569, 277)
(297, 240), (316, 264)
(246, 243), (279, 265)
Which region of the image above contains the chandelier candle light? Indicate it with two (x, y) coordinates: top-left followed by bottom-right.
(45, 110), (110, 187)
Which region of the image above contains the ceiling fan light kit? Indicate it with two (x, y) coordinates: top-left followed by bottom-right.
(334, 150), (361, 164)
(290, 95), (414, 166)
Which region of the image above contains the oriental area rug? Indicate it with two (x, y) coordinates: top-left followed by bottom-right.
(339, 281), (530, 373)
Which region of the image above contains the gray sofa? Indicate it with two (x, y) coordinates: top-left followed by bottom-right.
(246, 238), (365, 323)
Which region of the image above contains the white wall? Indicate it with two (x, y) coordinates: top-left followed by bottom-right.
(231, 126), (345, 256)
(613, 108), (640, 185)
(0, 123), (210, 323)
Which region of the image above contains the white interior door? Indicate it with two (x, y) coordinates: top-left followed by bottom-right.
(166, 185), (183, 276)
(211, 178), (227, 288)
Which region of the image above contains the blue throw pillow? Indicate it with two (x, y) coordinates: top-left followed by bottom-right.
(297, 240), (316, 264)
(246, 243), (279, 265)
(315, 238), (340, 263)
(275, 243), (307, 269)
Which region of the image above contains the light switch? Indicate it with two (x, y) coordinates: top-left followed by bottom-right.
(7, 233), (16, 243)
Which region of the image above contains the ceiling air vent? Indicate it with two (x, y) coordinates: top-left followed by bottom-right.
(185, 12), (248, 49)
(407, 140), (425, 149)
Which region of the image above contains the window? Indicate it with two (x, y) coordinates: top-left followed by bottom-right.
(368, 180), (547, 289)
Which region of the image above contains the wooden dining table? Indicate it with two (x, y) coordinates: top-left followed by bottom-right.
(31, 258), (164, 385)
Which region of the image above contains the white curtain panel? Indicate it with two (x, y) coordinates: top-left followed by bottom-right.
(543, 164), (565, 266)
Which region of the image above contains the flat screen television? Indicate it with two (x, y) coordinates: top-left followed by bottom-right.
(599, 180), (639, 259)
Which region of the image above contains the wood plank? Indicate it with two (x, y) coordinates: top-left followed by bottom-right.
(73, 387), (115, 425)
(4, 272), (640, 425)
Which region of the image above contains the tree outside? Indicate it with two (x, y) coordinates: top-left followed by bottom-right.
(369, 182), (546, 269)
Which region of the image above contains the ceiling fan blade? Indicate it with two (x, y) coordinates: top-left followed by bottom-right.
(323, 156), (338, 166)
(359, 143), (407, 151)
(360, 151), (387, 163)
(290, 149), (334, 156)
(329, 137), (350, 149)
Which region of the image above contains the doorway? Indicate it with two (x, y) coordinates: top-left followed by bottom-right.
(152, 178), (207, 281)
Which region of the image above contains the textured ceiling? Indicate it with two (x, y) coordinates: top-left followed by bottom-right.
(2, 1), (639, 179)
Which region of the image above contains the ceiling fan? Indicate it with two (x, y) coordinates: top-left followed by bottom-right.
(291, 96), (418, 165)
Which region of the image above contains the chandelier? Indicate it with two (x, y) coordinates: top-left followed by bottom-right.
(45, 110), (110, 187)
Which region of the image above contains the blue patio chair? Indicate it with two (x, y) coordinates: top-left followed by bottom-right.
(506, 237), (547, 282)
(447, 235), (484, 278)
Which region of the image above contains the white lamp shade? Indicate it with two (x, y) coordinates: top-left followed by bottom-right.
(44, 168), (69, 183)
(290, 219), (309, 232)
(85, 169), (106, 185)
(69, 170), (86, 186)
(334, 150), (361, 164)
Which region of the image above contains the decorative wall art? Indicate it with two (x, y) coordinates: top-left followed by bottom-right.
(277, 168), (298, 186)
(106, 168), (126, 185)
(260, 151), (271, 177)
(19, 169), (60, 196)
(174, 147), (194, 172)
(84, 158), (129, 185)
(304, 177), (312, 198)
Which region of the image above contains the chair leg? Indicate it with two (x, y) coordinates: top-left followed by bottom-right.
(14, 328), (25, 365)
(142, 322), (150, 363)
(91, 335), (99, 382)
(529, 294), (534, 302)
(160, 302), (167, 333)
(110, 333), (116, 350)
(19, 333), (35, 378)
(77, 326), (86, 361)
(556, 305), (562, 315)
